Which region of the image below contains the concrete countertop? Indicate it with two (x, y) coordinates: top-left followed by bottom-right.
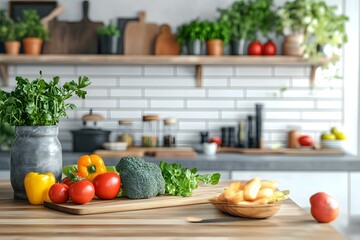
(1, 151), (359, 171)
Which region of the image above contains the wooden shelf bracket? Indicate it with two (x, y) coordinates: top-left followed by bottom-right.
(0, 64), (8, 87)
(310, 65), (319, 89)
(196, 65), (202, 87)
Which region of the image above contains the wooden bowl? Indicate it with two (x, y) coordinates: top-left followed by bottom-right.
(209, 198), (281, 219)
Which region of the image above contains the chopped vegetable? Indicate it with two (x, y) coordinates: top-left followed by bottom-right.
(159, 161), (221, 197)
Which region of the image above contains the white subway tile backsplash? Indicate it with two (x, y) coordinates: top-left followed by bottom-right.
(120, 99), (148, 108)
(120, 77), (195, 87)
(110, 111), (142, 119)
(8, 66), (16, 75)
(145, 89), (206, 98)
(208, 121), (238, 130)
(203, 65), (233, 76)
(85, 99), (117, 108)
(187, 100), (234, 109)
(176, 65), (196, 76)
(292, 78), (343, 88)
(202, 78), (228, 87)
(237, 100), (315, 109)
(235, 66), (272, 76)
(85, 88), (108, 97)
(208, 89), (244, 98)
(265, 111), (301, 120)
(282, 89), (342, 98)
(230, 78), (290, 87)
(150, 100), (184, 108)
(87, 77), (118, 87)
(316, 101), (342, 109)
(144, 111), (219, 119)
(110, 89), (142, 97)
(17, 65), (75, 75)
(179, 122), (206, 130)
(144, 65), (174, 75)
(301, 111), (342, 120)
(77, 65), (142, 76)
(77, 110), (108, 119)
(246, 89), (283, 98)
(221, 111), (253, 119)
(274, 66), (305, 76)
(270, 132), (287, 141)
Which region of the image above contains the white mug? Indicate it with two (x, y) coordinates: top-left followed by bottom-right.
(202, 142), (217, 156)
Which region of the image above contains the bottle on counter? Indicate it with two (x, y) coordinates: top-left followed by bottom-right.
(238, 119), (247, 148)
(142, 115), (160, 147)
(247, 115), (255, 148)
(163, 118), (177, 147)
(255, 103), (264, 148)
(117, 119), (134, 147)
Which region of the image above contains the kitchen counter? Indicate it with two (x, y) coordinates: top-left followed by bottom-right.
(1, 151), (359, 171)
(0, 180), (346, 240)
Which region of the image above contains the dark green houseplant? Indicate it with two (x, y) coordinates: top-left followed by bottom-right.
(176, 19), (209, 55)
(97, 22), (121, 54)
(0, 73), (90, 200)
(2, 18), (26, 55)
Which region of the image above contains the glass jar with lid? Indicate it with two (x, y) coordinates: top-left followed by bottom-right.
(142, 115), (160, 147)
(117, 119), (134, 147)
(163, 118), (176, 147)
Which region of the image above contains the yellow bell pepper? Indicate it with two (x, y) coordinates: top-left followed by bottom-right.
(24, 172), (56, 205)
(77, 154), (107, 182)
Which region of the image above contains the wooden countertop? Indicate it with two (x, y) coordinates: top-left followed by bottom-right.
(0, 181), (345, 240)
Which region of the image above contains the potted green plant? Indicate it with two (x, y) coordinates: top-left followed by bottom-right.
(206, 21), (230, 56)
(176, 19), (208, 55)
(97, 21), (121, 54)
(3, 19), (26, 55)
(0, 10), (8, 53)
(0, 72), (90, 199)
(20, 9), (49, 55)
(0, 122), (14, 151)
(217, 0), (277, 55)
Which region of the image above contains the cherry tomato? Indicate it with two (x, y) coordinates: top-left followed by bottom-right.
(69, 180), (95, 204)
(248, 41), (263, 55)
(298, 135), (313, 147)
(209, 137), (222, 146)
(93, 172), (121, 200)
(49, 183), (69, 204)
(263, 40), (276, 55)
(310, 192), (339, 223)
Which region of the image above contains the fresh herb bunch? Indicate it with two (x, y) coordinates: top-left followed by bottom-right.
(96, 22), (120, 36)
(4, 19), (27, 41)
(20, 10), (49, 41)
(0, 122), (14, 150)
(206, 21), (231, 44)
(0, 72), (91, 126)
(0, 10), (10, 42)
(176, 19), (210, 44)
(159, 161), (221, 197)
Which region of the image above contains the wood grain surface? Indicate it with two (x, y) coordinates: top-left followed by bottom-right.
(155, 24), (180, 55)
(0, 181), (345, 239)
(124, 12), (159, 55)
(219, 147), (343, 155)
(93, 150), (145, 158)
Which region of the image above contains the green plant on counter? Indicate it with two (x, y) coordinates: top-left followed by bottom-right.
(3, 19), (26, 41)
(0, 72), (91, 126)
(96, 22), (120, 36)
(176, 19), (210, 44)
(206, 21), (231, 44)
(0, 122), (14, 150)
(217, 0), (278, 41)
(0, 10), (9, 42)
(20, 9), (49, 41)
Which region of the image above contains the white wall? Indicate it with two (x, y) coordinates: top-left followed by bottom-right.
(0, 0), (357, 153)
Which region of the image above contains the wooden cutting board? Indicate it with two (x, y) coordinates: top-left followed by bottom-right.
(155, 24), (180, 55)
(44, 1), (103, 54)
(219, 147), (343, 155)
(93, 150), (145, 158)
(44, 184), (223, 215)
(124, 11), (159, 55)
(153, 150), (197, 158)
(117, 17), (138, 54)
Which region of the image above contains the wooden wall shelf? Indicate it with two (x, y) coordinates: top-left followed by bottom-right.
(0, 54), (329, 87)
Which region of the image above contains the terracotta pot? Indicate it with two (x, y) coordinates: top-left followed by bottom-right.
(206, 39), (223, 56)
(23, 37), (43, 55)
(282, 34), (304, 56)
(4, 41), (21, 55)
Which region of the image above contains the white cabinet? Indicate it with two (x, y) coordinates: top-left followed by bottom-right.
(351, 172), (360, 215)
(232, 171), (348, 215)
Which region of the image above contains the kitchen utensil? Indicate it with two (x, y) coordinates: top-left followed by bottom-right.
(117, 17), (138, 54)
(103, 142), (128, 151)
(44, 184), (224, 215)
(43, 0), (103, 54)
(124, 11), (159, 55)
(155, 24), (180, 55)
(71, 109), (110, 152)
(209, 198), (281, 219)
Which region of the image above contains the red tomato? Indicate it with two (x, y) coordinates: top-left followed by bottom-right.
(61, 177), (74, 187)
(49, 183), (69, 204)
(69, 180), (95, 204)
(298, 135), (313, 147)
(310, 192), (339, 223)
(209, 137), (222, 146)
(263, 40), (277, 55)
(93, 172), (121, 200)
(248, 41), (263, 55)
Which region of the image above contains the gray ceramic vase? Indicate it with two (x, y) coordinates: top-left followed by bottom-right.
(10, 126), (62, 199)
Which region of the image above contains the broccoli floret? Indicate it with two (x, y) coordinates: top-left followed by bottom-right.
(116, 156), (165, 199)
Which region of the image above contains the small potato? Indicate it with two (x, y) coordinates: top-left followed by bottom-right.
(256, 188), (274, 199)
(253, 197), (270, 205)
(243, 178), (261, 201)
(217, 192), (227, 202)
(223, 188), (238, 202)
(228, 182), (243, 191)
(261, 181), (278, 190)
(227, 190), (244, 204)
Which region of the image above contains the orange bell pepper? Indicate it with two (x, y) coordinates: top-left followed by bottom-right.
(77, 154), (106, 182)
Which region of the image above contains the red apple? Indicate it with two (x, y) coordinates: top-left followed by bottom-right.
(310, 192), (339, 223)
